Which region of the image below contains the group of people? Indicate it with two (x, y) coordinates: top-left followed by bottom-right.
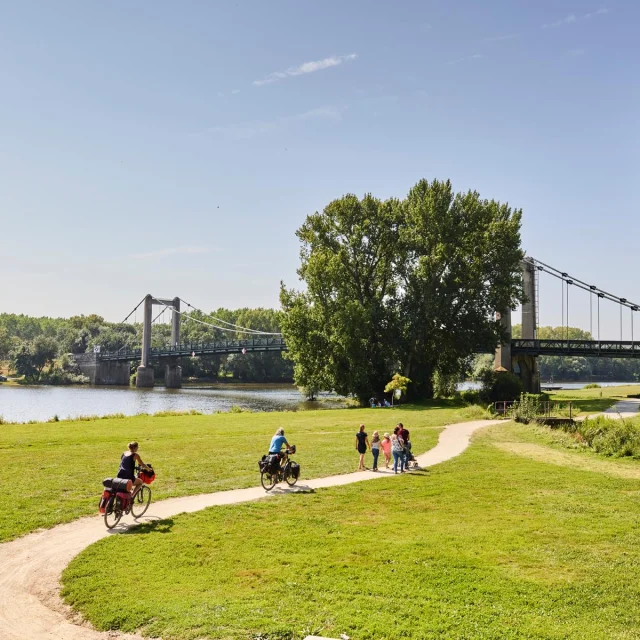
(369, 397), (392, 408)
(355, 422), (413, 473)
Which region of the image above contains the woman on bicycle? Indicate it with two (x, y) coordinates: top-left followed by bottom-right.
(117, 441), (152, 493)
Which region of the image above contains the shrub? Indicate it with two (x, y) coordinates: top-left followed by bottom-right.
(461, 389), (481, 405)
(433, 370), (459, 399)
(583, 383), (602, 389)
(578, 416), (640, 457)
(480, 370), (524, 403)
(511, 393), (540, 424)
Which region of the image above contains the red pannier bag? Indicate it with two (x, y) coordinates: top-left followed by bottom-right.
(140, 466), (155, 485)
(98, 490), (111, 514)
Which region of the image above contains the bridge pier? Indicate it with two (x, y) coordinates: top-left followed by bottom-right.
(494, 258), (540, 394)
(136, 294), (155, 388)
(74, 354), (130, 385)
(164, 297), (182, 388)
(165, 363), (182, 388)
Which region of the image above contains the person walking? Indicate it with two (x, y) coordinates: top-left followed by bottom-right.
(380, 433), (392, 468)
(370, 431), (381, 471)
(391, 426), (405, 474)
(397, 422), (410, 471)
(355, 424), (370, 471)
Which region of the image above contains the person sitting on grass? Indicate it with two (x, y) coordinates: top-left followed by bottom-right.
(117, 441), (152, 494)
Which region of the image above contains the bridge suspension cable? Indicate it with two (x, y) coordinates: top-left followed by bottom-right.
(178, 298), (282, 336)
(527, 257), (640, 341)
(153, 299), (282, 336)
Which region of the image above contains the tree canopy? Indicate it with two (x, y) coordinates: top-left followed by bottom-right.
(280, 178), (525, 403)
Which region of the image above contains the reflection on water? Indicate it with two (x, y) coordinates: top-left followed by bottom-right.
(0, 383), (345, 423)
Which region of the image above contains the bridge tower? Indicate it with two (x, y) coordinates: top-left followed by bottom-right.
(517, 259), (540, 393)
(495, 258), (540, 393)
(136, 295), (182, 389)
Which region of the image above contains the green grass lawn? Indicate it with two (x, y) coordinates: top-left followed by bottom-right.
(0, 402), (491, 542)
(547, 383), (640, 415)
(62, 420), (640, 640)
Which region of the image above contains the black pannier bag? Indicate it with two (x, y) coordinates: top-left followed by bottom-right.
(102, 477), (114, 489)
(268, 454), (280, 473)
(258, 455), (269, 473)
(111, 478), (132, 493)
(290, 462), (301, 479)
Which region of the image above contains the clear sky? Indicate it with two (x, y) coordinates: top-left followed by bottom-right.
(1, 1), (638, 339)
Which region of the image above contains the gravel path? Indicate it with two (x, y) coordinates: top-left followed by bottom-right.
(0, 419), (501, 640)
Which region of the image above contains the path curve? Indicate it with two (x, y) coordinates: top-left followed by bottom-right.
(0, 419), (501, 640)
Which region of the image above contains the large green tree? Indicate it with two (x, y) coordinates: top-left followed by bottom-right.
(281, 179), (525, 403)
(281, 193), (401, 403)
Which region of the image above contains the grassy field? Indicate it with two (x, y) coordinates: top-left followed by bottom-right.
(546, 383), (640, 415)
(0, 402), (493, 542)
(62, 420), (640, 640)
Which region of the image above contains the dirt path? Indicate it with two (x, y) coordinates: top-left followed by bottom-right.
(0, 419), (501, 640)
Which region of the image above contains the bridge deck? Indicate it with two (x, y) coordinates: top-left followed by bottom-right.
(512, 339), (640, 359)
(97, 338), (640, 362)
(98, 337), (287, 362)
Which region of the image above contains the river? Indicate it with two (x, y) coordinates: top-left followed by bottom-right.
(1, 380), (636, 424)
(0, 383), (345, 424)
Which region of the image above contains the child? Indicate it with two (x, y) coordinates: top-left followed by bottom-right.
(380, 432), (392, 468)
(371, 431), (381, 471)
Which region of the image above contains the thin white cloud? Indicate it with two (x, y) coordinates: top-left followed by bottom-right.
(131, 246), (220, 259)
(448, 53), (483, 65)
(207, 106), (344, 139)
(543, 7), (609, 28)
(253, 54), (358, 86)
(483, 33), (520, 42)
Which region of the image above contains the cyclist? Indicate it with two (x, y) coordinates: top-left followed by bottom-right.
(117, 441), (152, 493)
(268, 427), (290, 472)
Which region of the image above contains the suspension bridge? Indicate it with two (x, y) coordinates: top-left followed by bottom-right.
(74, 258), (640, 391)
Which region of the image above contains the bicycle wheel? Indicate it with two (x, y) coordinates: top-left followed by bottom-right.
(131, 485), (152, 518)
(285, 465), (298, 486)
(104, 495), (122, 529)
(261, 471), (277, 491)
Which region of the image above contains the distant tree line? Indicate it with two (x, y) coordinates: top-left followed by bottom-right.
(0, 309), (292, 384)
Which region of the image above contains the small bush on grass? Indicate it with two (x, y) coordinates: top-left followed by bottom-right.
(583, 383), (602, 389)
(577, 416), (640, 457)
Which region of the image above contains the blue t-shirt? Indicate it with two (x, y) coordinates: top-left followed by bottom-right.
(269, 435), (288, 453)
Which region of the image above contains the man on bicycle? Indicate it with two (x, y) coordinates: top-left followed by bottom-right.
(117, 441), (153, 494)
(268, 427), (290, 472)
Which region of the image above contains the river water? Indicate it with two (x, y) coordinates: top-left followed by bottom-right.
(1, 381), (636, 424)
(0, 384), (345, 424)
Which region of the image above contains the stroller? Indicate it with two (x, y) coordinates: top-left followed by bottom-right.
(405, 440), (419, 469)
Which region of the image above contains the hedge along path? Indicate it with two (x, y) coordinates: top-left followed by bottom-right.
(0, 419), (502, 640)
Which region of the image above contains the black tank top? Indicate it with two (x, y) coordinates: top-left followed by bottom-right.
(117, 453), (136, 480)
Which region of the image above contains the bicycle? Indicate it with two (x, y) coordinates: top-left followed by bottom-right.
(101, 465), (155, 529)
(259, 446), (300, 491)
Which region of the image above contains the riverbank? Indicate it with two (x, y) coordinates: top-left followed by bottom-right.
(60, 402), (640, 640)
(0, 401), (492, 542)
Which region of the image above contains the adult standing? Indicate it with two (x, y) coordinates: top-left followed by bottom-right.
(391, 426), (405, 474)
(355, 423), (370, 471)
(397, 422), (410, 471)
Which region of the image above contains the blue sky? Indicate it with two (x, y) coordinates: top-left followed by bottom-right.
(1, 1), (638, 339)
